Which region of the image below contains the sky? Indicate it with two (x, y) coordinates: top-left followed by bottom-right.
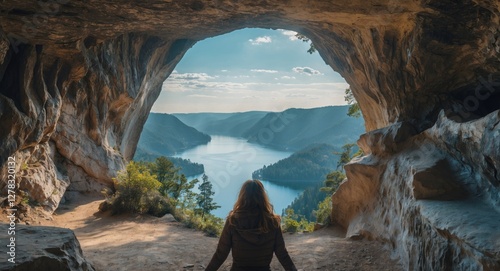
(151, 28), (350, 113)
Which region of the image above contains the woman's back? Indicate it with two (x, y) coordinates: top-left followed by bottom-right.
(228, 210), (279, 268)
(205, 180), (297, 271)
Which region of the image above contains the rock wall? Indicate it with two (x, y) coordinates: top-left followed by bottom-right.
(333, 110), (500, 270)
(0, 0), (499, 270)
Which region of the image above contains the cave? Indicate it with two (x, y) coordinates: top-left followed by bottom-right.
(0, 1), (499, 270)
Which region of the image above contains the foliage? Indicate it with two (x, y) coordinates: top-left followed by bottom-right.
(197, 174), (220, 218)
(284, 142), (363, 226)
(149, 156), (179, 196)
(252, 144), (339, 183)
(109, 161), (163, 214)
(169, 157), (204, 176)
(345, 88), (361, 118)
(282, 208), (314, 233)
(314, 196), (332, 225)
(284, 182), (327, 221)
(320, 171), (346, 194)
(104, 158), (223, 236)
(295, 33), (317, 54)
(148, 157), (200, 210)
(144, 191), (175, 217)
(177, 209), (224, 237)
(134, 150), (204, 177)
(334, 143), (358, 169)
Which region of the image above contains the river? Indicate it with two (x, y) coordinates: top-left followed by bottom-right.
(174, 136), (304, 218)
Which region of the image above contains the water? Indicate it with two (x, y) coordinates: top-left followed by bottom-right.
(174, 136), (304, 218)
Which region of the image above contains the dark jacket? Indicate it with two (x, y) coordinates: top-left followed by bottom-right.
(205, 211), (297, 271)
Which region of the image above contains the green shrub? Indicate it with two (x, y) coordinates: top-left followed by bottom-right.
(145, 191), (175, 217)
(108, 162), (163, 214)
(176, 208), (223, 237)
(314, 196), (332, 225)
(282, 208), (314, 233)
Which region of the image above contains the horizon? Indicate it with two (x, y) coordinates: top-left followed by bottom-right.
(151, 104), (351, 115)
(151, 28), (350, 114)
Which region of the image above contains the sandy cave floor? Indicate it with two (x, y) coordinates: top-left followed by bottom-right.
(29, 193), (402, 271)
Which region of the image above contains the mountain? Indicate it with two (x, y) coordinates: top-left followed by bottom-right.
(174, 111), (269, 137)
(244, 106), (364, 151)
(174, 106), (364, 151)
(134, 113), (211, 157)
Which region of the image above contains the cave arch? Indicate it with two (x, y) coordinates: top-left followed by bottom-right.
(1, 1), (499, 270)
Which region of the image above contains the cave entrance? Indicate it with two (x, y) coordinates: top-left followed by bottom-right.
(137, 28), (364, 219)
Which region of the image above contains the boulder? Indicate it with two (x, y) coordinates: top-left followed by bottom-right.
(0, 224), (95, 271)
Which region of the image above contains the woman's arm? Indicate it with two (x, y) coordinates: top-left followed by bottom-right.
(205, 219), (232, 271)
(274, 227), (297, 271)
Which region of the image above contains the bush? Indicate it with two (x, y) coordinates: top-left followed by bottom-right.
(176, 209), (223, 237)
(314, 196), (332, 225)
(282, 209), (314, 233)
(145, 192), (175, 217)
(108, 162), (163, 214)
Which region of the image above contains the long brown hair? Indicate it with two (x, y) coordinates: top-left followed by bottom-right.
(229, 180), (280, 233)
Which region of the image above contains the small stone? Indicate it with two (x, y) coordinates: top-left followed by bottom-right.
(183, 264), (194, 268)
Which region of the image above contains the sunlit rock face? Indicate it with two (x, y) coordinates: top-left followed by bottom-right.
(336, 111), (500, 270)
(0, 0), (499, 270)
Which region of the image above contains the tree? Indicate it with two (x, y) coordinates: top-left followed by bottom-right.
(345, 88), (362, 118)
(150, 156), (179, 196)
(335, 143), (357, 170)
(178, 176), (199, 209)
(295, 33), (316, 54)
(197, 174), (220, 218)
(320, 171), (346, 194)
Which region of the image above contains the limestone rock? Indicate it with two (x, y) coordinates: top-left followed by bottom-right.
(0, 224), (95, 271)
(334, 110), (500, 270)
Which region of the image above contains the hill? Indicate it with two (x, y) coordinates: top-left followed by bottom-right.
(252, 143), (340, 185)
(174, 106), (364, 151)
(134, 113), (211, 157)
(174, 111), (269, 137)
(244, 106), (364, 151)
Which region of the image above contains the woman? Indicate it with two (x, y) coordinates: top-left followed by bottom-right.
(205, 180), (297, 271)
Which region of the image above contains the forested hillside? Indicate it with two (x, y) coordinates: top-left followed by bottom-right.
(252, 144), (340, 184)
(174, 111), (269, 137)
(174, 106), (364, 151)
(134, 113), (211, 161)
(244, 106), (364, 150)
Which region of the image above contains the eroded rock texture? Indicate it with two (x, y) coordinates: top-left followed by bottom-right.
(335, 111), (500, 270)
(0, 0), (499, 270)
(0, 224), (95, 271)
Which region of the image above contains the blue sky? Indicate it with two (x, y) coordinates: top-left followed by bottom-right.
(151, 28), (349, 113)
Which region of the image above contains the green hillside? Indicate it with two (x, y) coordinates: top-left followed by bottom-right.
(252, 143), (341, 184)
(134, 113), (211, 157)
(174, 111), (269, 137)
(244, 106), (364, 151)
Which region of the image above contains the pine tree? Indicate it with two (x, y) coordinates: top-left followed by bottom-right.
(150, 156), (179, 196)
(197, 174), (220, 218)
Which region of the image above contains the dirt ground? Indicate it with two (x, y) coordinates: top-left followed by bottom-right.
(34, 193), (402, 271)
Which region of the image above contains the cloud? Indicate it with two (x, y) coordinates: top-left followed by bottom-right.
(250, 69), (278, 73)
(292, 67), (323, 76)
(281, 76), (296, 80)
(220, 69), (229, 72)
(169, 72), (215, 81)
(188, 94), (217, 98)
(249, 36), (272, 45)
(280, 30), (298, 41)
